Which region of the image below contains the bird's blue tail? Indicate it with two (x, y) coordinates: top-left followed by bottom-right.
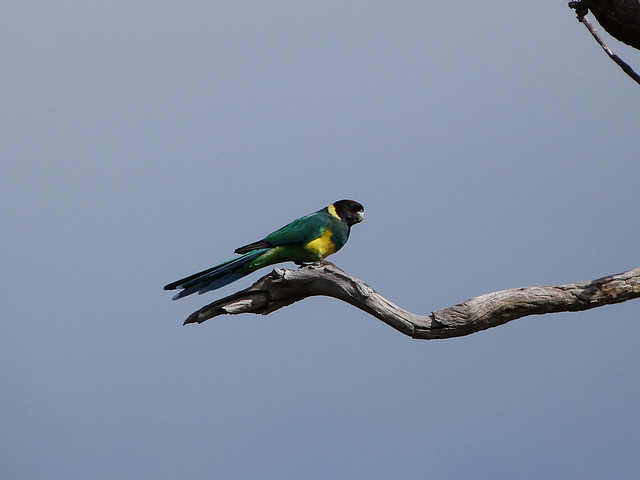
(164, 249), (268, 300)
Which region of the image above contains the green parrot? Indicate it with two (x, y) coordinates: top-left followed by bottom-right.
(164, 199), (364, 299)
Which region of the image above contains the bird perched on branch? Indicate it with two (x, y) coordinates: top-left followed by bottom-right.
(164, 199), (365, 299)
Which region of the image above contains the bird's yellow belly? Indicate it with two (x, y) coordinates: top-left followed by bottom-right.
(305, 229), (336, 259)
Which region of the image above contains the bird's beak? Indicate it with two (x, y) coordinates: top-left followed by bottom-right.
(356, 210), (365, 223)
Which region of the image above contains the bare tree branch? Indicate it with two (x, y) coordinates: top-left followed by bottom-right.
(183, 263), (640, 339)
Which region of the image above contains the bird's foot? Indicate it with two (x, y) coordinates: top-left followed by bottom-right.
(568, 1), (588, 20)
(295, 259), (333, 269)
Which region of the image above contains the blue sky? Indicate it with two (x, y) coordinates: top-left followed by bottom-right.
(2, 2), (640, 479)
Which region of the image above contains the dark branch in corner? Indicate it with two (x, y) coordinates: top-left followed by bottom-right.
(182, 262), (640, 339)
(569, 1), (640, 85)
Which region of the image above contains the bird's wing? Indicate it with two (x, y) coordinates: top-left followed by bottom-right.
(234, 211), (331, 254)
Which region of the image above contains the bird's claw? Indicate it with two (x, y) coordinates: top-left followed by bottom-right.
(295, 259), (332, 269)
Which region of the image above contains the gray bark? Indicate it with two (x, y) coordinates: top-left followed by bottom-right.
(182, 263), (640, 339)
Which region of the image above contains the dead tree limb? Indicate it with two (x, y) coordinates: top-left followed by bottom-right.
(182, 263), (640, 339)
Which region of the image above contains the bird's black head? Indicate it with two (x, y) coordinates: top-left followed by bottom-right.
(332, 200), (365, 226)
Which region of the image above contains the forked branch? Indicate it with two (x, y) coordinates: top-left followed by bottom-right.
(183, 263), (640, 339)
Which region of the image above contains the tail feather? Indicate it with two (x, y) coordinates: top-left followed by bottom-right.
(164, 249), (268, 300)
(194, 271), (248, 296)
